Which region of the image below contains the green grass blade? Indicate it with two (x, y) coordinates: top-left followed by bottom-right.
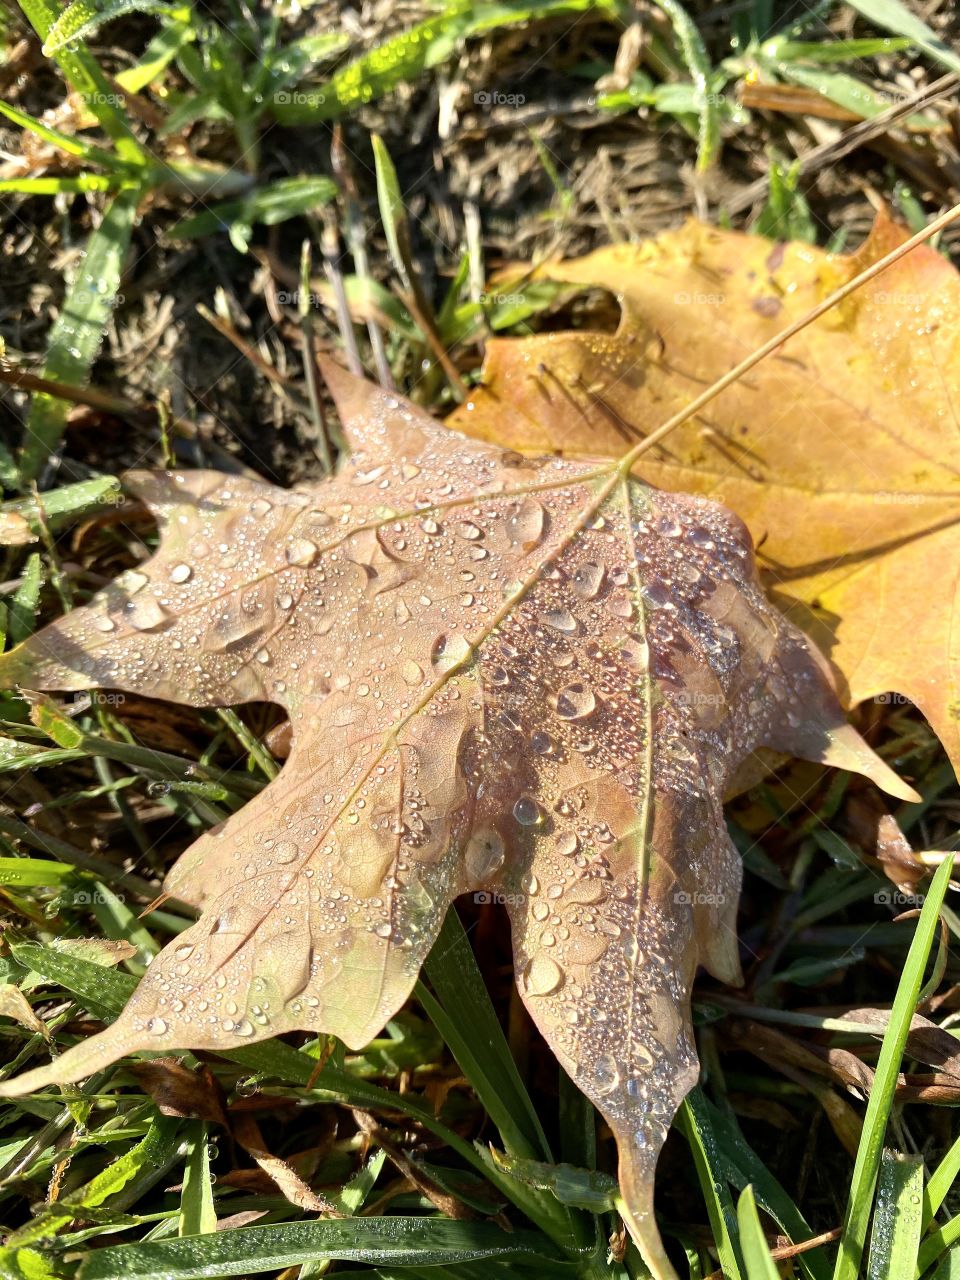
(844, 0), (960, 75)
(42, 0), (179, 55)
(773, 37), (913, 63)
(0, 99), (126, 169)
(832, 854), (955, 1280)
(653, 0), (719, 169)
(9, 554), (43, 646)
(776, 63), (937, 127)
(114, 15), (195, 93)
(695, 1092), (830, 1280)
(0, 175), (123, 193)
(0, 476), (122, 539)
(678, 1089), (744, 1279)
(19, 186), (140, 482)
(0, 857), (79, 887)
(484, 1148), (617, 1212)
(167, 176), (336, 244)
(924, 1133), (960, 1230)
(420, 907), (552, 1161)
(928, 1245), (960, 1280)
(917, 1214), (960, 1276)
(9, 1114), (182, 1244)
(271, 0), (620, 123)
(371, 133), (411, 291)
(865, 1151), (922, 1280)
(16, 0), (144, 161)
(179, 1122), (216, 1236)
(76, 1218), (565, 1279)
(737, 1185), (779, 1280)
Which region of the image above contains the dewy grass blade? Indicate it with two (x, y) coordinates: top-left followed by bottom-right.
(737, 1186), (779, 1280)
(421, 907), (553, 1162)
(844, 0), (960, 76)
(16, 0), (144, 162)
(695, 1091), (829, 1280)
(8, 553), (43, 646)
(270, 0), (620, 124)
(75, 1217), (566, 1279)
(0, 98), (127, 169)
(865, 1151), (922, 1280)
(0, 476), (123, 543)
(179, 1122), (217, 1237)
(42, 0), (179, 55)
(677, 1089), (744, 1280)
(653, 0), (719, 169)
(19, 187), (140, 482)
(832, 854), (955, 1280)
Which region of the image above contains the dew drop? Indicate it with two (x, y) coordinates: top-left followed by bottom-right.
(555, 682), (596, 720)
(572, 561), (605, 599)
(126, 596), (172, 632)
(286, 537), (319, 567)
(169, 563), (192, 584)
(542, 607), (577, 633)
(431, 632), (471, 673)
(594, 1053), (620, 1095)
(465, 827), (506, 880)
(506, 498), (545, 550)
(523, 954), (564, 997)
(513, 795), (542, 827)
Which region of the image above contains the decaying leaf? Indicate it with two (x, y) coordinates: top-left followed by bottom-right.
(448, 212), (960, 775)
(0, 361), (916, 1277)
(0, 984), (48, 1038)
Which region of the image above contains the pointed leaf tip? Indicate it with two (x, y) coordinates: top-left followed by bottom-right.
(317, 355), (458, 458)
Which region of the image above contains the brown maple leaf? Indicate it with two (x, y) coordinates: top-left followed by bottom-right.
(0, 361), (915, 1277)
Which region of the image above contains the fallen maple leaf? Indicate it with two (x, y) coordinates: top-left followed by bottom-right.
(0, 362), (916, 1277)
(448, 212), (960, 776)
